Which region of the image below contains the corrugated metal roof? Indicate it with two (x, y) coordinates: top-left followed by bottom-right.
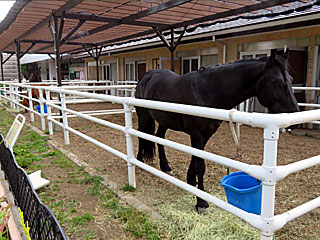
(81, 1), (319, 56)
(0, 0), (314, 55)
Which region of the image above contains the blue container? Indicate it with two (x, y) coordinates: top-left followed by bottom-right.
(35, 104), (48, 114)
(221, 171), (262, 215)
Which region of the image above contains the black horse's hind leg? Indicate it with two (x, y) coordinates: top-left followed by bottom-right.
(187, 131), (212, 213)
(136, 107), (155, 162)
(155, 125), (172, 173)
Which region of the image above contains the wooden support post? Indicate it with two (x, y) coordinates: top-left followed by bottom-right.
(83, 45), (103, 82)
(96, 47), (99, 82)
(50, 12), (62, 87)
(155, 26), (187, 72)
(15, 40), (21, 83)
(0, 53), (4, 81)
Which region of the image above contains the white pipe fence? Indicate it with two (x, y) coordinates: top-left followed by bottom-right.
(0, 82), (319, 240)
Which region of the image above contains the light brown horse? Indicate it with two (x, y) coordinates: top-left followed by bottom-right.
(22, 68), (52, 110)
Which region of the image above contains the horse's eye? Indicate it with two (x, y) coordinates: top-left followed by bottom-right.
(272, 81), (282, 87)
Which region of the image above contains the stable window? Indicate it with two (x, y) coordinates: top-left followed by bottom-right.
(125, 62), (135, 81)
(152, 58), (160, 69)
(102, 64), (111, 80)
(239, 50), (270, 59)
(182, 56), (200, 74)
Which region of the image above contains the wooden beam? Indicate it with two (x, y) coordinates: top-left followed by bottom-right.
(62, 12), (169, 28)
(20, 42), (37, 59)
(67, 0), (192, 42)
(0, 0), (85, 52)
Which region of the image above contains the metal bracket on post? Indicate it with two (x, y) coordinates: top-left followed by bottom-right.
(124, 103), (136, 188)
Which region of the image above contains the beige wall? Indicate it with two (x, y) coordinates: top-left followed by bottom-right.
(221, 26), (320, 103)
(85, 41), (220, 80)
(85, 25), (320, 104)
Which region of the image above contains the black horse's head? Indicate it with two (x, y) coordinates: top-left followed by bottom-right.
(255, 50), (300, 114)
(28, 67), (42, 82)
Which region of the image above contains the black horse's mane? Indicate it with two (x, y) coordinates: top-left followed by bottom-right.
(200, 54), (288, 74)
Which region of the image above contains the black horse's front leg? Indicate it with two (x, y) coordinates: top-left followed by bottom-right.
(187, 156), (209, 213)
(188, 132), (211, 214)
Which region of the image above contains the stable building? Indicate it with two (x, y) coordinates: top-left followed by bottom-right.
(81, 1), (320, 114)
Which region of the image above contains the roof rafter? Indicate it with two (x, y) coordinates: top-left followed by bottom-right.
(66, 0), (193, 42)
(66, 0), (297, 55)
(20, 39), (95, 47)
(62, 12), (170, 28)
(0, 0), (85, 52)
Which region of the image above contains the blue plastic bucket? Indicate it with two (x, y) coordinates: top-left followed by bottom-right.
(35, 104), (48, 114)
(221, 171), (262, 215)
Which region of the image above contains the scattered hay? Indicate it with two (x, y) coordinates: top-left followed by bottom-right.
(158, 193), (260, 240)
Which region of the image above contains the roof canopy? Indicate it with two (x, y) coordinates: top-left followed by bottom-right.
(0, 0), (311, 55)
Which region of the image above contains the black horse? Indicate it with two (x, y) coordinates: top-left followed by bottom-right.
(135, 50), (299, 213)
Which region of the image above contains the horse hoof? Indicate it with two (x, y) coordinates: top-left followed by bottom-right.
(165, 170), (174, 176)
(196, 206), (209, 214)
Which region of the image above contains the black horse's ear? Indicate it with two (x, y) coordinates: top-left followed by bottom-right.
(271, 49), (276, 62)
(266, 49), (276, 68)
(283, 48), (289, 60)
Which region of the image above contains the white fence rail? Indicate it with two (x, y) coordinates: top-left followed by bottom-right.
(0, 82), (319, 240)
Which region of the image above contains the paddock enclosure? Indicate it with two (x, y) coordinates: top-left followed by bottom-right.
(0, 81), (319, 240)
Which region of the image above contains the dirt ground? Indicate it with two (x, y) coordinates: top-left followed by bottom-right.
(23, 102), (320, 239)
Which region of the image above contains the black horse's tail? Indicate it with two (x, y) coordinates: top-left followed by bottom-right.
(136, 71), (156, 162)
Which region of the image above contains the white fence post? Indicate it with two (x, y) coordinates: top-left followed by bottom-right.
(28, 87), (34, 122)
(60, 92), (70, 145)
(2, 84), (8, 104)
(124, 103), (136, 188)
(15, 86), (20, 112)
(111, 81), (115, 96)
(39, 88), (46, 131)
(45, 90), (53, 135)
(9, 85), (13, 108)
(0, 83), (3, 101)
(12, 85), (16, 109)
(260, 127), (279, 240)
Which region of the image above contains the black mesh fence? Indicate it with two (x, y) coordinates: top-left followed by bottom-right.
(0, 135), (66, 240)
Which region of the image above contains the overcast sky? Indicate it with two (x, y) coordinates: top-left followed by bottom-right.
(0, 1), (15, 22)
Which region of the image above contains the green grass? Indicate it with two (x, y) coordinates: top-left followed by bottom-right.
(0, 105), (162, 239)
(81, 175), (104, 196)
(122, 183), (136, 192)
(101, 191), (161, 239)
(70, 213), (95, 226)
